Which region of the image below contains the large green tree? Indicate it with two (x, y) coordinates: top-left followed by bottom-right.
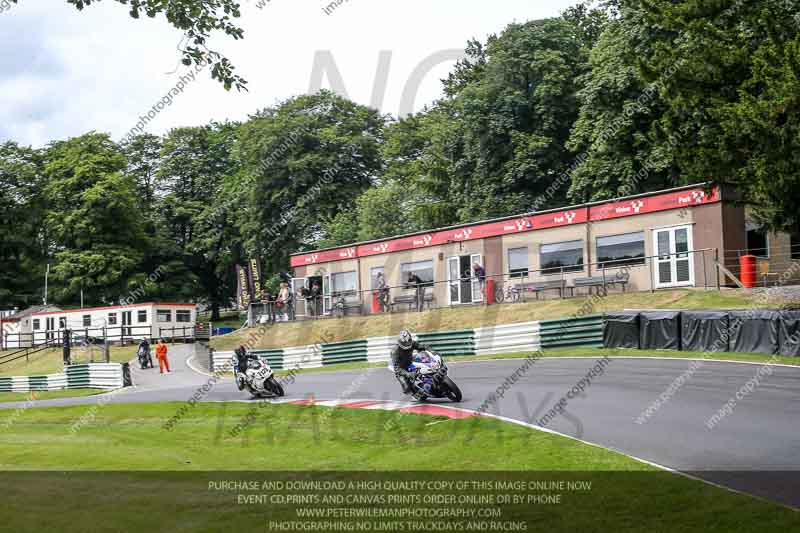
(626, 0), (800, 230)
(0, 142), (47, 307)
(158, 123), (241, 319)
(234, 91), (385, 271)
(566, 17), (678, 202)
(43, 133), (148, 304)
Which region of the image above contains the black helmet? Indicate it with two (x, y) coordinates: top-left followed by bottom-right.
(398, 330), (413, 350)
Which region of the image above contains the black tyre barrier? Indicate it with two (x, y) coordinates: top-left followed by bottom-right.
(603, 309), (800, 356)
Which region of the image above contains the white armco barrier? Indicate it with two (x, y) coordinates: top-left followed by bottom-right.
(283, 345), (323, 370)
(366, 336), (394, 364)
(0, 363), (123, 393)
(473, 321), (541, 356)
(212, 351), (236, 373)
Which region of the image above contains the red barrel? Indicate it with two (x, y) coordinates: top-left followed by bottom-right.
(486, 279), (495, 305)
(372, 291), (381, 313)
(740, 255), (757, 288)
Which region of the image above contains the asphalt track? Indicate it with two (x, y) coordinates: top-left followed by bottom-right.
(2, 345), (799, 508)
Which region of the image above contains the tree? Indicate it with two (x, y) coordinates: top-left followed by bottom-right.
(0, 142), (47, 307)
(10, 0), (248, 90)
(234, 91), (385, 271)
(566, 18), (678, 202)
(158, 123), (241, 319)
(626, 0), (800, 230)
(43, 133), (148, 304)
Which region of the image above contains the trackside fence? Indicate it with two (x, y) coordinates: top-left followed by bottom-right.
(212, 318), (606, 372)
(0, 363), (124, 393)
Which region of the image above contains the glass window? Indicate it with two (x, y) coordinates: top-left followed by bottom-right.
(82, 315), (91, 327)
(59, 317), (67, 329)
(107, 313), (117, 325)
(597, 232), (646, 268)
(137, 310), (147, 323)
(33, 319), (40, 330)
(540, 240), (584, 275)
(508, 247), (529, 277)
(331, 272), (358, 294)
(401, 260), (434, 286)
(157, 309), (172, 323)
(176, 310), (191, 323)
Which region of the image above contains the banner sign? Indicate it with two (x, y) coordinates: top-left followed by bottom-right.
(290, 186), (720, 267)
(249, 258), (264, 302)
(236, 264), (251, 309)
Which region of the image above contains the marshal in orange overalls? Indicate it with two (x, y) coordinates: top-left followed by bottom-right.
(156, 342), (170, 374)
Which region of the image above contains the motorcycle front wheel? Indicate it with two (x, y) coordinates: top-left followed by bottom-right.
(267, 377), (285, 397)
(442, 377), (462, 403)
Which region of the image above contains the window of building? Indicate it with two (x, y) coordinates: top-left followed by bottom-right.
(59, 317), (67, 329)
(33, 319), (40, 330)
(108, 313), (118, 325)
(508, 247), (529, 277)
(540, 240), (584, 275)
(746, 224), (769, 258)
(82, 315), (91, 327)
(137, 310), (148, 323)
(597, 232), (646, 268)
(157, 309), (172, 323)
(331, 271), (358, 294)
(176, 310), (191, 323)
(791, 232), (800, 261)
(401, 260), (434, 286)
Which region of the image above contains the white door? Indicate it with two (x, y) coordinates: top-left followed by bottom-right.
(447, 257), (461, 305)
(653, 226), (694, 288)
(470, 253), (484, 303)
(291, 277), (307, 317)
(322, 273), (332, 315)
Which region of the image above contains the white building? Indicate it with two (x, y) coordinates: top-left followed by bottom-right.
(1, 302), (197, 349)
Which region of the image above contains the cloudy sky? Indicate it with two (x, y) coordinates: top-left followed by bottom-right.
(0, 0), (578, 147)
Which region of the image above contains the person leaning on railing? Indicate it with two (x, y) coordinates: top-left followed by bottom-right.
(406, 272), (425, 312)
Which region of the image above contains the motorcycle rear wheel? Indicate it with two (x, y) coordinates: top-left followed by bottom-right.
(442, 377), (462, 403)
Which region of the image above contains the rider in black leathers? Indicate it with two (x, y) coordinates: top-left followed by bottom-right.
(391, 330), (429, 394)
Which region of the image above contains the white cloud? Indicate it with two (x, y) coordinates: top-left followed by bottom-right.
(0, 0), (578, 146)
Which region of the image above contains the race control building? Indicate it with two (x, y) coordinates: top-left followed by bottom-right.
(289, 184), (798, 316)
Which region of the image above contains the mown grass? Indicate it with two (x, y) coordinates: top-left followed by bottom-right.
(0, 403), (796, 532)
(0, 388), (105, 403)
(210, 288), (765, 352)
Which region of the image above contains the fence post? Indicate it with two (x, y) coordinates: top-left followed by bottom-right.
(560, 267), (565, 299)
(62, 329), (71, 366)
(714, 248), (721, 291)
(649, 256), (655, 293)
(702, 249), (708, 290)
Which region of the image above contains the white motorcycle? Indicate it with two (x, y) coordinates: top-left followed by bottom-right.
(235, 356), (285, 398)
(400, 350), (463, 403)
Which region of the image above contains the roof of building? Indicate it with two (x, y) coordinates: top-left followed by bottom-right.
(30, 302), (197, 317)
(2, 305), (62, 322)
(290, 182), (721, 267)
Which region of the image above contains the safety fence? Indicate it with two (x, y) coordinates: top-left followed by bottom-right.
(540, 316), (605, 349)
(212, 319), (595, 372)
(0, 363), (124, 393)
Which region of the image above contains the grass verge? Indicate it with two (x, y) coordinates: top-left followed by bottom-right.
(0, 403), (796, 532)
(0, 388), (105, 403)
(0, 344), (139, 377)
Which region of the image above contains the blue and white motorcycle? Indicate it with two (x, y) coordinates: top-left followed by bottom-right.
(403, 350), (462, 403)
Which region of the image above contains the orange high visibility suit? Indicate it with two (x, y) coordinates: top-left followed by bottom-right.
(156, 342), (170, 373)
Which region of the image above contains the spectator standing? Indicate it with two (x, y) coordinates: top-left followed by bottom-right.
(155, 339), (170, 374)
(406, 272), (425, 312)
(376, 272), (389, 313)
(277, 282), (291, 322)
(473, 262), (486, 302)
(311, 281), (323, 318)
